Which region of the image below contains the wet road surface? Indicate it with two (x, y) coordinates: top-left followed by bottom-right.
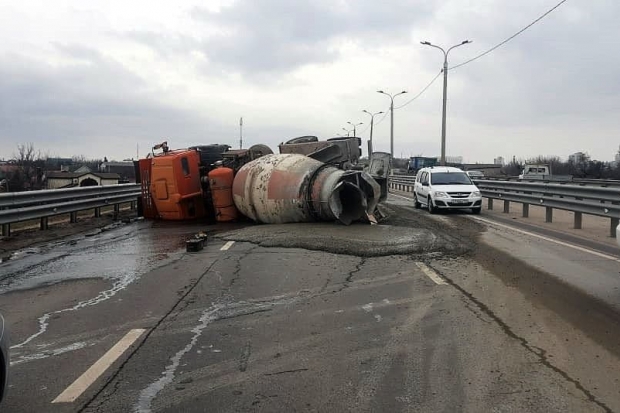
(1, 195), (620, 412)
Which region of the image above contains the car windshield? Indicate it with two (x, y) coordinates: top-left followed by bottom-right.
(430, 172), (472, 185)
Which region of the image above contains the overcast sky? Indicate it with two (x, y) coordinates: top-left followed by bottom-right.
(1, 0), (618, 163)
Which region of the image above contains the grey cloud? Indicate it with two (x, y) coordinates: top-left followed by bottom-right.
(0, 50), (230, 160)
(188, 0), (432, 76)
(435, 0), (620, 129)
(117, 31), (203, 59)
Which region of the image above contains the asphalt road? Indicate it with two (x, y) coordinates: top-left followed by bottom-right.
(1, 195), (620, 412)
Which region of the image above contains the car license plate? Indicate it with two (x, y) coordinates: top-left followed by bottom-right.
(451, 199), (469, 204)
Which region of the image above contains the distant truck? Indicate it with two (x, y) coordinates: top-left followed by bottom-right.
(407, 157), (437, 174)
(518, 164), (572, 181)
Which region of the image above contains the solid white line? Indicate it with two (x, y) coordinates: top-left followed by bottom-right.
(416, 262), (447, 285)
(220, 241), (235, 251)
(52, 329), (146, 403)
(470, 216), (620, 263)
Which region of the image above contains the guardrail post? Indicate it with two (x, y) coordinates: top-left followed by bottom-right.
(40, 217), (48, 230)
(94, 207), (101, 218)
(574, 212), (582, 229)
(70, 212), (78, 223)
(2, 224), (9, 237)
(130, 201), (136, 211)
(113, 204), (120, 220)
(522, 203), (529, 218)
(545, 207), (553, 223)
(503, 200), (510, 213)
(488, 198), (493, 210)
(611, 218), (619, 238)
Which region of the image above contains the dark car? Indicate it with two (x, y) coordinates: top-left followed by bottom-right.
(0, 313), (8, 403)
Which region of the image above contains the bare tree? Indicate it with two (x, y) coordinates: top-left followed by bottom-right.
(11, 143), (43, 190)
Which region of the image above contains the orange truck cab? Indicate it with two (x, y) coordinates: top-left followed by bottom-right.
(149, 149), (206, 220)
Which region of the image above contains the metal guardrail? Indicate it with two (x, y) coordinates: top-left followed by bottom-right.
(389, 176), (620, 237)
(0, 184), (141, 236)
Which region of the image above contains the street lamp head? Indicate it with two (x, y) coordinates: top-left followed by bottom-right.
(462, 40), (472, 44)
(401, 90), (407, 94)
(421, 41), (431, 45)
(378, 111), (384, 114)
(377, 90), (385, 94)
(363, 109), (370, 114)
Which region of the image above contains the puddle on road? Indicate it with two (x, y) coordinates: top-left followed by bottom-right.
(0, 221), (192, 293)
(3, 220), (204, 350)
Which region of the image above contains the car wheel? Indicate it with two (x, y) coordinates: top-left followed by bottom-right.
(428, 197), (437, 214)
(414, 194), (421, 209)
(472, 207), (481, 215)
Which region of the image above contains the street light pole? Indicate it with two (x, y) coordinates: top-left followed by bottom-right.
(362, 110), (383, 161)
(377, 90), (407, 161)
(347, 121), (363, 137)
(421, 40), (472, 166)
(342, 127), (352, 137)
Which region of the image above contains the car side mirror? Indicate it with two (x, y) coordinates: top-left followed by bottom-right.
(422, 182), (429, 187)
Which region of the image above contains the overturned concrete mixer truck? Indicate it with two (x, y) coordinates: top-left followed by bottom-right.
(134, 136), (391, 225)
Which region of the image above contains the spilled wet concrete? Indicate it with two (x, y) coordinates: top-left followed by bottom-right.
(216, 207), (478, 258)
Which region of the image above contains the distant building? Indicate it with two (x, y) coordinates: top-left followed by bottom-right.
(73, 165), (92, 174)
(494, 156), (505, 165)
(568, 152), (588, 164)
(44, 171), (120, 189)
(463, 164), (503, 176)
(444, 156), (463, 164)
(615, 146), (620, 163)
(99, 161), (136, 183)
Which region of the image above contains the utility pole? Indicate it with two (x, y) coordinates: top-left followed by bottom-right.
(239, 117), (243, 149)
(377, 90), (408, 161)
(421, 40), (472, 165)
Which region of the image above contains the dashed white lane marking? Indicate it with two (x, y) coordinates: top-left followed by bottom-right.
(52, 329), (146, 403)
(220, 241), (235, 251)
(416, 262), (447, 285)
(469, 216), (620, 263)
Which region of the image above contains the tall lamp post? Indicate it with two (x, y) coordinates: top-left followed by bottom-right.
(362, 109), (383, 161)
(421, 39), (472, 165)
(342, 127), (353, 137)
(377, 90), (407, 161)
(347, 121), (363, 137)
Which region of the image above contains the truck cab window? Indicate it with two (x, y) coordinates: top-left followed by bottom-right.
(181, 157), (190, 176)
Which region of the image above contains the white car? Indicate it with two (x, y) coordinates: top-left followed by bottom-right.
(617, 224), (620, 248)
(413, 166), (483, 214)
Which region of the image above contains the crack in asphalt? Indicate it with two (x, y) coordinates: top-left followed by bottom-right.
(427, 263), (614, 413)
(239, 341), (252, 372)
(263, 368), (308, 376)
(78, 258), (221, 413)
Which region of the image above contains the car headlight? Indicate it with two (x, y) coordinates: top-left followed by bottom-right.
(434, 191), (449, 198)
(472, 191), (481, 197)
